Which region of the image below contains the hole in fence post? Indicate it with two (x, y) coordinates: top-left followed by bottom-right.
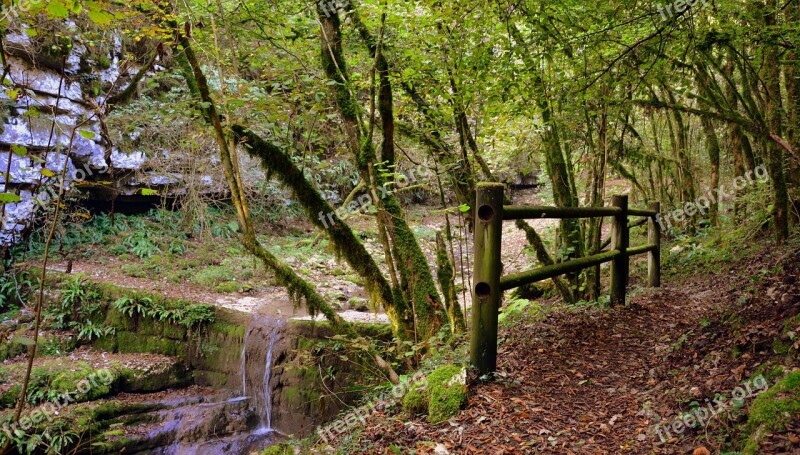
(475, 282), (491, 298)
(477, 205), (495, 221)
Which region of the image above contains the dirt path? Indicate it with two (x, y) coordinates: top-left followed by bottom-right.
(345, 246), (800, 454)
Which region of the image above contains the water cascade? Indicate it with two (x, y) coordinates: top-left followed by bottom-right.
(241, 315), (285, 433)
(137, 315), (287, 454)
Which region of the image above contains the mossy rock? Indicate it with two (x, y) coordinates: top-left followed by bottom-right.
(214, 281), (241, 293)
(401, 365), (468, 423)
(209, 319), (246, 339)
(740, 370), (800, 454)
(163, 322), (187, 340)
(1, 384), (21, 408)
(193, 370), (229, 388)
(92, 333), (118, 352)
(402, 384), (427, 416)
(121, 364), (192, 392)
(427, 365), (467, 424)
(116, 332), (186, 357)
(348, 297), (370, 312)
(49, 362), (118, 401)
(135, 318), (165, 337)
(104, 307), (134, 331)
(0, 338), (27, 362)
(282, 386), (321, 409)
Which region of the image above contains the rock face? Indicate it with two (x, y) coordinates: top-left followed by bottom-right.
(0, 20), (222, 245)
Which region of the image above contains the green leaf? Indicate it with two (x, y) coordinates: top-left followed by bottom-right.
(46, 1), (70, 18)
(459, 204), (471, 213)
(6, 89), (18, 100)
(24, 28), (39, 38)
(140, 188), (159, 196)
(11, 144), (27, 156)
(0, 193), (21, 203)
(79, 130), (95, 140)
(40, 168), (56, 177)
(87, 9), (113, 26)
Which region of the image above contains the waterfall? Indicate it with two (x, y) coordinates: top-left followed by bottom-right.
(241, 327), (249, 396)
(240, 315), (285, 433)
(262, 320), (282, 431)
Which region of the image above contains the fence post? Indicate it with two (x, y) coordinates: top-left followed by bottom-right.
(470, 183), (504, 376)
(648, 201), (661, 287)
(610, 195), (629, 305)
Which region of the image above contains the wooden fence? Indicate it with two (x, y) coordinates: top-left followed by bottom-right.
(469, 182), (662, 375)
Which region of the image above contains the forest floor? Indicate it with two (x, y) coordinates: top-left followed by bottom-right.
(36, 188), (562, 323)
(322, 236), (800, 454)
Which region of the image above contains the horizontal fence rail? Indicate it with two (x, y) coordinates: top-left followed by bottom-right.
(470, 182), (661, 375)
(499, 249), (621, 292)
(502, 205), (623, 220)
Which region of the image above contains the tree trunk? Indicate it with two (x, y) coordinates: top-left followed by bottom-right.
(762, 0), (790, 242)
(785, 0), (800, 217)
(701, 117), (721, 225)
(318, 4), (446, 340)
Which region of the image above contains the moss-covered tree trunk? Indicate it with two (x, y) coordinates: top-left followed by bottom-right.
(724, 57), (757, 218)
(584, 87), (609, 301)
(701, 117), (721, 226)
(663, 86), (697, 212)
(532, 69), (584, 285)
(506, 24), (583, 299)
(436, 231), (464, 333)
(785, 2), (800, 196)
(230, 126), (410, 338)
(318, 4), (445, 341)
(761, 0), (789, 242)
(174, 30), (400, 382)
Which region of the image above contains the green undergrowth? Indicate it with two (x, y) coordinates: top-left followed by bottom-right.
(661, 203), (785, 279)
(13, 208), (283, 293)
(262, 442), (304, 455)
(33, 274), (215, 348)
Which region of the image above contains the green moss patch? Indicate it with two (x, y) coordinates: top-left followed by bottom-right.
(427, 365), (468, 424)
(740, 370), (800, 454)
(401, 364), (468, 424)
(261, 442), (296, 455)
(0, 355), (188, 411)
(401, 385), (427, 416)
